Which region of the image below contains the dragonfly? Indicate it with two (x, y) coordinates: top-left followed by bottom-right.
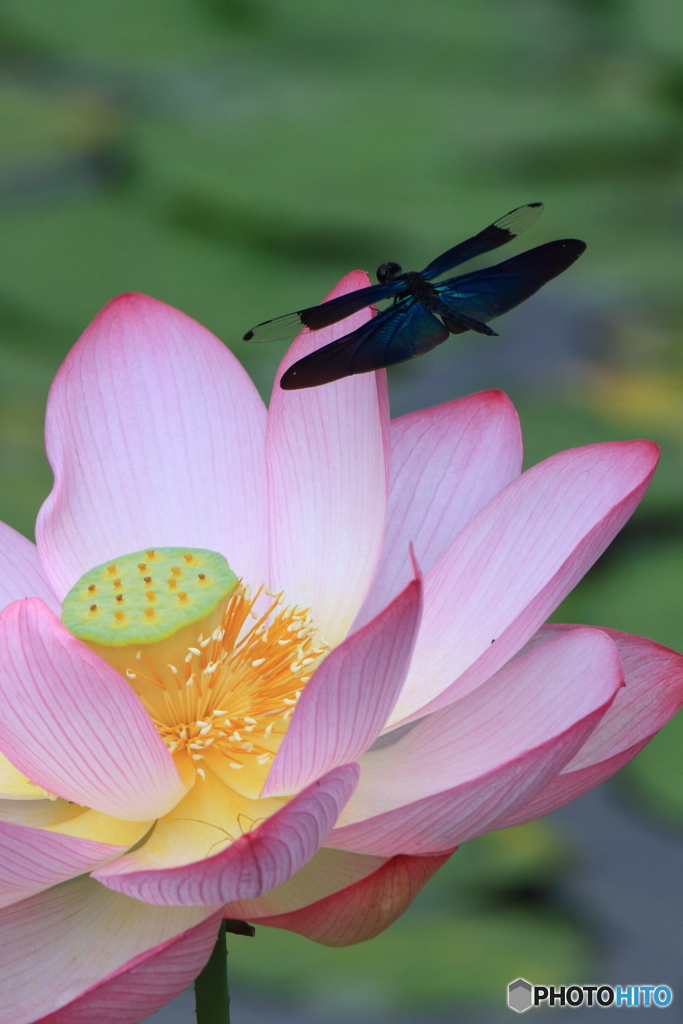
(242, 203), (586, 390)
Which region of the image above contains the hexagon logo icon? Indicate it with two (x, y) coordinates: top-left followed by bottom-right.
(508, 978), (533, 1013)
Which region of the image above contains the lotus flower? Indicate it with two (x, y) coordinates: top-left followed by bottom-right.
(0, 273), (681, 1024)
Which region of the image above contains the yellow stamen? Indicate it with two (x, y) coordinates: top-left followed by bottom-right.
(61, 546), (328, 792)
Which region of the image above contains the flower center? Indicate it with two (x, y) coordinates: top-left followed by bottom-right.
(62, 547), (326, 797)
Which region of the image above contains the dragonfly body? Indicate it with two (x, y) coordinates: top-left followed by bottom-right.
(242, 204), (586, 390)
(381, 268), (498, 336)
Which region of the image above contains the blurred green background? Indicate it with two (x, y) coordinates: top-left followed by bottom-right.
(2, 0), (683, 1014)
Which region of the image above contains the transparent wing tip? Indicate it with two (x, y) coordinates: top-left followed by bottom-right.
(242, 311), (309, 343)
(494, 203), (544, 237)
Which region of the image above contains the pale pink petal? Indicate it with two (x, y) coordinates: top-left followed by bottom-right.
(496, 742), (646, 828)
(253, 850), (454, 947)
(342, 628), (621, 818)
(36, 293), (268, 600)
(36, 913), (221, 1024)
(0, 522), (60, 615)
(0, 875), (219, 1024)
(327, 629), (621, 855)
(0, 820), (132, 909)
(223, 847), (389, 920)
(356, 390), (522, 628)
(0, 599), (186, 821)
(540, 625), (683, 768)
(263, 576), (422, 797)
(267, 272), (388, 647)
(495, 624), (683, 827)
(0, 749), (48, 800)
(391, 440), (658, 726)
(93, 763), (359, 905)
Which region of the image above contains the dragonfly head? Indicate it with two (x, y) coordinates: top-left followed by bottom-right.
(376, 261), (403, 284)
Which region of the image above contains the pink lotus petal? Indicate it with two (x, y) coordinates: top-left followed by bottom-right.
(497, 742), (646, 828)
(0, 875), (219, 1024)
(0, 819), (132, 910)
(263, 575), (422, 797)
(342, 628), (621, 818)
(545, 625), (683, 768)
(223, 847), (389, 920)
(0, 599), (186, 821)
(0, 521), (60, 616)
(0, 748), (48, 800)
(93, 763), (359, 905)
(494, 624), (683, 827)
(390, 440), (658, 726)
(267, 272), (388, 647)
(36, 913), (221, 1024)
(36, 293), (268, 600)
(356, 390), (522, 628)
(328, 628), (621, 855)
(254, 850), (454, 946)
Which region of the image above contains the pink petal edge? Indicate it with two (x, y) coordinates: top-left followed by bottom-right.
(266, 272), (389, 648)
(0, 522), (60, 616)
(223, 847), (389, 920)
(263, 574), (422, 797)
(0, 599), (186, 821)
(252, 850), (454, 947)
(37, 293), (268, 600)
(0, 875), (219, 1024)
(328, 628), (621, 855)
(495, 623), (683, 826)
(356, 390), (522, 628)
(539, 624), (683, 769)
(93, 764), (359, 905)
(35, 912), (222, 1024)
(0, 819), (132, 910)
(390, 439), (658, 727)
(498, 742), (647, 828)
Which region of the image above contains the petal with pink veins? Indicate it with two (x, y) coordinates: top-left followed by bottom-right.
(390, 440), (658, 726)
(224, 847), (389, 920)
(327, 628), (621, 855)
(0, 751), (48, 800)
(267, 272), (389, 647)
(356, 390), (522, 628)
(253, 850), (454, 946)
(0, 817), (148, 910)
(36, 914), (221, 1024)
(498, 743), (647, 830)
(93, 763), (359, 905)
(0, 599), (187, 821)
(36, 293), (268, 600)
(0, 521), (60, 616)
(263, 575), (422, 797)
(0, 875), (220, 1024)
(495, 624), (683, 827)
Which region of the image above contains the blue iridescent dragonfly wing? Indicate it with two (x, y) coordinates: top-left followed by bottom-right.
(434, 239), (586, 323)
(242, 280), (405, 342)
(420, 203), (544, 282)
(428, 300), (499, 336)
(280, 298), (449, 390)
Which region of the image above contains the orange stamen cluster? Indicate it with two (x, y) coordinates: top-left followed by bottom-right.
(124, 584), (327, 774)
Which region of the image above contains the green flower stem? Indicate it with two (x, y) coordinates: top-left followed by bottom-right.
(194, 921), (230, 1024)
(194, 919), (256, 1023)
